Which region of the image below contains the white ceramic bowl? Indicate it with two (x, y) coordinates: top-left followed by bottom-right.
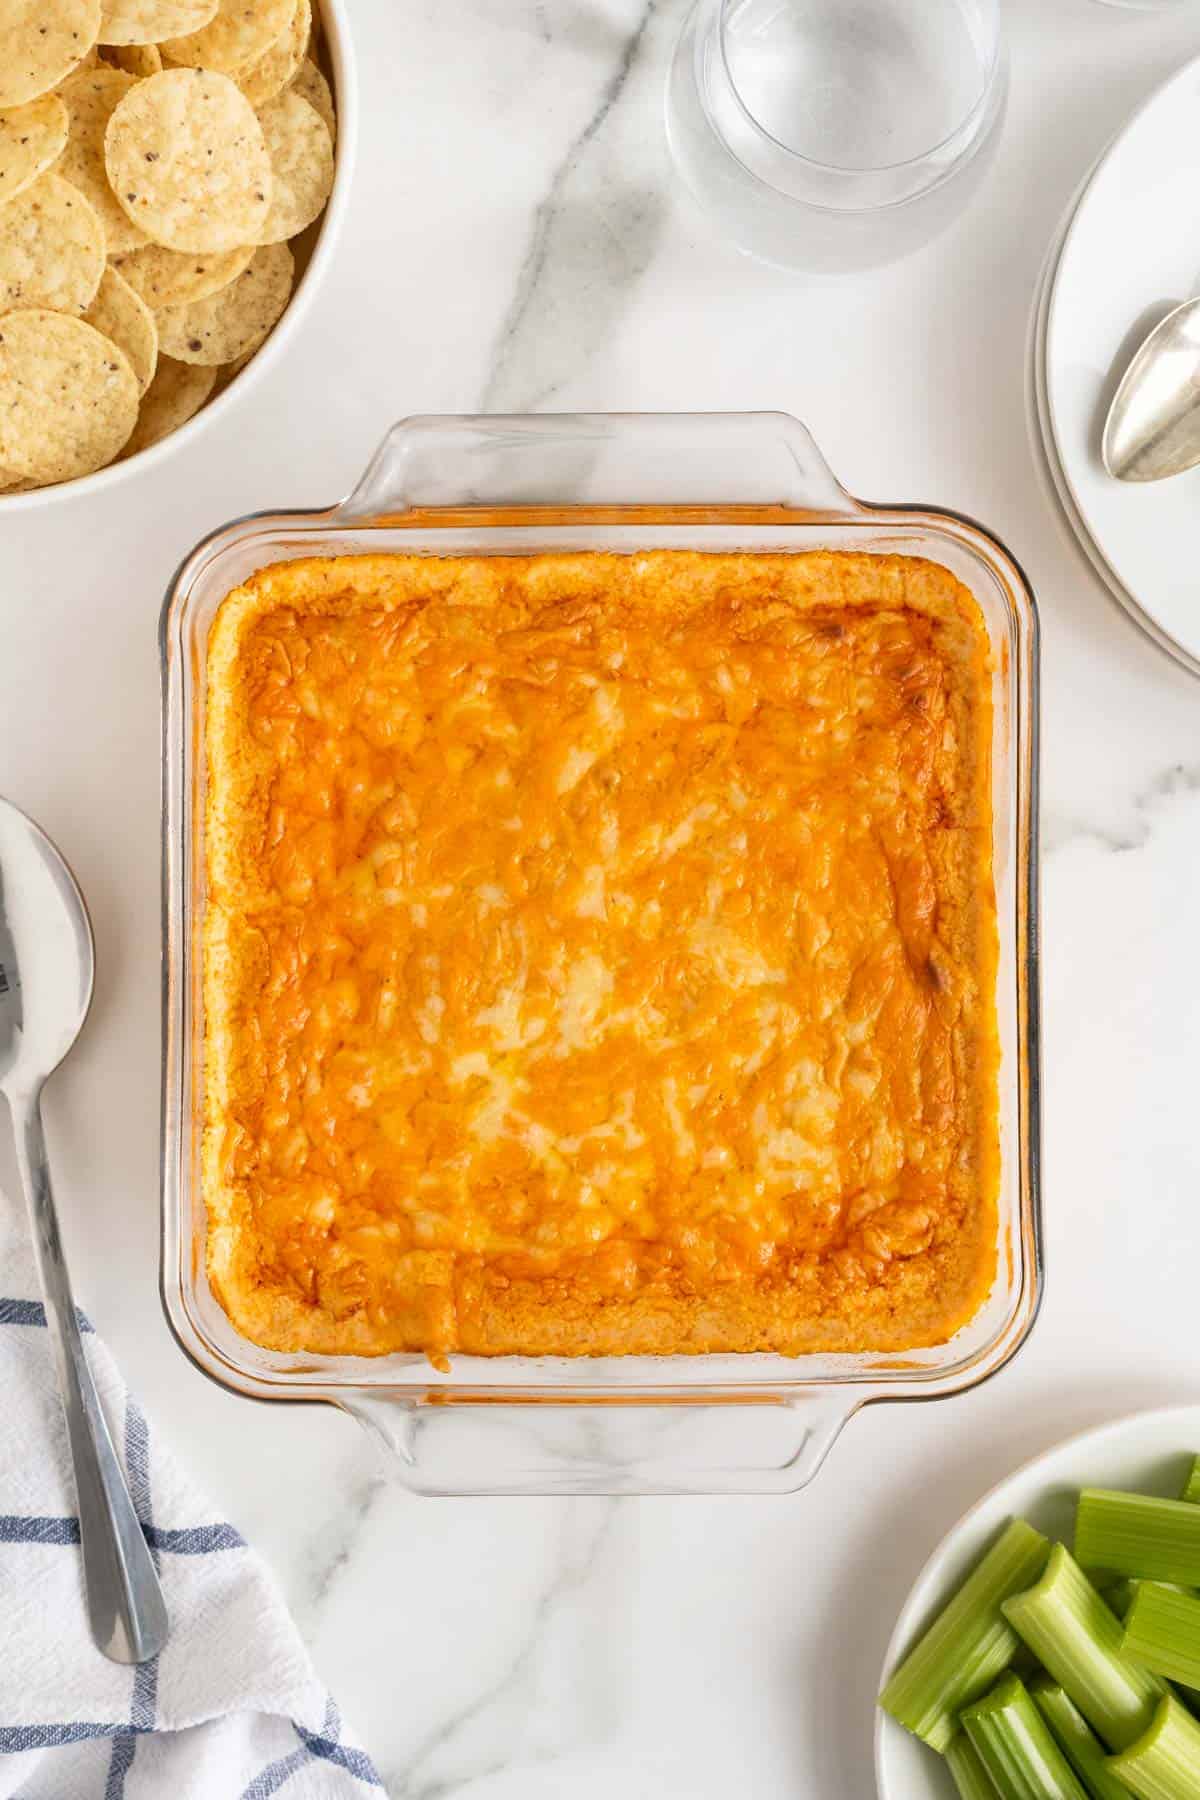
(0, 0), (357, 512)
(875, 1406), (1200, 1799)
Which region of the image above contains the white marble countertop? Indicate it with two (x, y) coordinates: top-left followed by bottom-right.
(5, 0), (1200, 1791)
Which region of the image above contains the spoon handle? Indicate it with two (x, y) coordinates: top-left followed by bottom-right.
(11, 1087), (169, 1665)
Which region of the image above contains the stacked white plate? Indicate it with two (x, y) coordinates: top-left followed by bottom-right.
(1028, 53), (1200, 679)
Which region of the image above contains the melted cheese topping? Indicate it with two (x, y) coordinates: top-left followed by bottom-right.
(203, 550), (999, 1361)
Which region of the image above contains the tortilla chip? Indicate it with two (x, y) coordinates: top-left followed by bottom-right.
(113, 237), (251, 305)
(0, 0), (101, 109)
(0, 94), (70, 209)
(212, 342), (251, 389)
(288, 56), (332, 141)
(0, 171), (105, 313)
(0, 308), (138, 480)
(238, 0), (307, 107)
(160, 0), (291, 75)
(59, 66), (149, 253)
(154, 237), (290, 362)
(84, 259), (157, 391)
(104, 67), (271, 252)
(98, 0), (215, 46)
(122, 349), (212, 452)
(255, 87), (330, 243)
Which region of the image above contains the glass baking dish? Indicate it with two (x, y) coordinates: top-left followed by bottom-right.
(160, 412), (1041, 1495)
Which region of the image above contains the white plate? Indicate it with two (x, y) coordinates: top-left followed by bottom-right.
(1027, 163), (1110, 585)
(874, 1406), (1200, 1799)
(1031, 144), (1200, 676)
(1045, 54), (1200, 676)
(1024, 153), (1170, 662)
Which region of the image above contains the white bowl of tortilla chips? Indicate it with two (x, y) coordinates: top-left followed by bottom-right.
(0, 0), (354, 503)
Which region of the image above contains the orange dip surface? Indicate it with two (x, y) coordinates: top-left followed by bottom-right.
(203, 550), (999, 1362)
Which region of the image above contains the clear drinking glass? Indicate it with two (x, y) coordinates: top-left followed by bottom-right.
(666, 0), (1007, 271)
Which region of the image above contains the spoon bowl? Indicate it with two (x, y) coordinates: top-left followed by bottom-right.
(1102, 295), (1200, 482)
(0, 799), (94, 1094)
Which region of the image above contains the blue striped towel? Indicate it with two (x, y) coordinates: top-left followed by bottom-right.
(0, 1197), (385, 1798)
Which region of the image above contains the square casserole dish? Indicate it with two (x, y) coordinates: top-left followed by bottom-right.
(161, 412), (1041, 1495)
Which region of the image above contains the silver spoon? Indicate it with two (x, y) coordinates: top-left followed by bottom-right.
(0, 796), (168, 1665)
(1102, 296), (1200, 482)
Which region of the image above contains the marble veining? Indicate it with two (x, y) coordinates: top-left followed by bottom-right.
(384, 1501), (621, 1798)
(1043, 762), (1200, 858)
(482, 0), (672, 411)
(297, 1468), (391, 1623)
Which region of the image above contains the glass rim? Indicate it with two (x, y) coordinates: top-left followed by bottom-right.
(715, 0), (1003, 181)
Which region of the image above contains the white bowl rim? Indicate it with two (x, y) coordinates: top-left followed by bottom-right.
(0, 0), (358, 512)
(873, 1402), (1200, 1799)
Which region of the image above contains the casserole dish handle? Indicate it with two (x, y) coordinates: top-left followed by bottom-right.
(339, 1391), (858, 1497)
(333, 411), (865, 523)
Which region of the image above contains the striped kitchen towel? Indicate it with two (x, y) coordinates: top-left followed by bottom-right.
(0, 1193), (384, 1799)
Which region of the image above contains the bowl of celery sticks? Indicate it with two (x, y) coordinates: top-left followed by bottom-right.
(876, 1407), (1200, 1800)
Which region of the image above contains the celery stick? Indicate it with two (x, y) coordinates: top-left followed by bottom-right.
(1077, 1490), (1200, 1585)
(1002, 1543), (1167, 1750)
(1030, 1677), (1132, 1800)
(1122, 1582), (1200, 1689)
(1111, 1582), (1200, 1708)
(1107, 1694), (1200, 1800)
(1180, 1457), (1200, 1506)
(946, 1731), (1003, 1800)
(878, 1518), (1050, 1753)
(1107, 1579), (1189, 1622)
(961, 1673), (1091, 1800)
